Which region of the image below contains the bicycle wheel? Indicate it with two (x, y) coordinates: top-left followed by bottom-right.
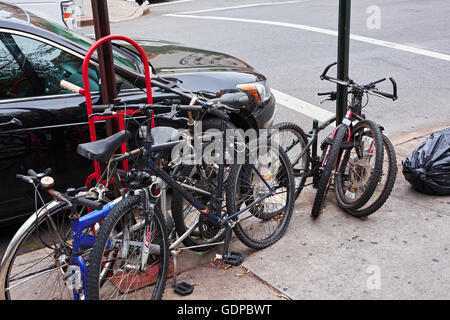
(86, 194), (169, 300)
(269, 122), (309, 200)
(171, 164), (226, 251)
(311, 124), (348, 218)
(0, 201), (74, 300)
(334, 120), (384, 211)
(343, 134), (397, 217)
(226, 146), (295, 250)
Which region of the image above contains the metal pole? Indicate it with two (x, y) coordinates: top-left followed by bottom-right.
(336, 0), (351, 125)
(90, 0), (119, 136)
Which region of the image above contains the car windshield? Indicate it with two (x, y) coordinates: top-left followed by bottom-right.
(28, 13), (140, 74)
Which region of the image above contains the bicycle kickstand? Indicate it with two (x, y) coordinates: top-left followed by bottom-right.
(221, 221), (245, 266)
(171, 249), (194, 296)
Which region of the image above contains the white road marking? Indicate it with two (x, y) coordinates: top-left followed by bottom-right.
(163, 3), (449, 125)
(174, 1), (308, 15)
(150, 0), (197, 7)
(271, 89), (336, 126)
(164, 14), (450, 62)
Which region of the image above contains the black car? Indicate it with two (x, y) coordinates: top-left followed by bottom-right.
(0, 2), (276, 224)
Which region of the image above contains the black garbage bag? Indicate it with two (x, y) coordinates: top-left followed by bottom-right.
(402, 127), (450, 195)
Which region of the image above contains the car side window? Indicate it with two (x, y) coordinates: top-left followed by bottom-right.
(0, 32), (100, 100)
(0, 35), (25, 99)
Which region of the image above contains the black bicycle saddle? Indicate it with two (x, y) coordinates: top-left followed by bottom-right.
(77, 130), (131, 163)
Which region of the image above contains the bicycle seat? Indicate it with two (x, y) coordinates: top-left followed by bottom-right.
(210, 92), (249, 110)
(153, 126), (183, 145)
(139, 126), (182, 145)
(77, 130), (131, 163)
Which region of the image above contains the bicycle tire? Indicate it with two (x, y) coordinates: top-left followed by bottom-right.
(0, 201), (74, 300)
(343, 134), (397, 217)
(334, 120), (384, 211)
(86, 194), (169, 300)
(227, 146), (295, 250)
(269, 122), (309, 200)
(311, 124), (348, 218)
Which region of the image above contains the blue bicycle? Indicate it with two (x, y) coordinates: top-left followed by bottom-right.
(0, 132), (168, 300)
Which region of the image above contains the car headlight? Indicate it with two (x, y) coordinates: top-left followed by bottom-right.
(236, 80), (272, 103)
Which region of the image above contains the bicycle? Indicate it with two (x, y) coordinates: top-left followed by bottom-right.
(270, 62), (397, 218)
(0, 150), (138, 300)
(86, 96), (296, 299)
(0, 112), (173, 300)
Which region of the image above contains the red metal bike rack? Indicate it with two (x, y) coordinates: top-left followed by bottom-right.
(76, 35), (153, 187)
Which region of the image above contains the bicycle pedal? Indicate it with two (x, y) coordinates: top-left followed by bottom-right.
(223, 251), (245, 266)
(174, 281), (194, 296)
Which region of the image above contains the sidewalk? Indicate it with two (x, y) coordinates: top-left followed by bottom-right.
(79, 0), (150, 27)
(163, 125), (450, 300)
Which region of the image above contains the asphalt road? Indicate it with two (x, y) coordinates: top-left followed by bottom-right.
(102, 0), (449, 138)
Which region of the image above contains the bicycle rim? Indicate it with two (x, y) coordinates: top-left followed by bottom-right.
(87, 195), (169, 300)
(334, 120), (384, 210)
(228, 146), (295, 249)
(344, 134), (397, 217)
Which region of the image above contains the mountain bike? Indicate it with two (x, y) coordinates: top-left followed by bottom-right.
(270, 62), (397, 218)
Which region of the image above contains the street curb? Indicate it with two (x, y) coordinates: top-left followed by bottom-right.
(391, 124), (449, 146)
(79, 3), (150, 27)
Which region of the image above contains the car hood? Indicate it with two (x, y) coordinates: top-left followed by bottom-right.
(131, 39), (255, 74)
(119, 39), (266, 93)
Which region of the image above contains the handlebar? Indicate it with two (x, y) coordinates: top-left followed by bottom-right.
(89, 102), (230, 121)
(372, 77), (398, 100)
(17, 168), (104, 210)
(320, 62), (337, 80)
(75, 196), (104, 210)
(60, 79), (233, 121)
(320, 62), (398, 101)
(317, 91), (334, 96)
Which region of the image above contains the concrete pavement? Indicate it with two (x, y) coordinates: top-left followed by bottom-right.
(78, 0), (150, 27)
(163, 125), (450, 300)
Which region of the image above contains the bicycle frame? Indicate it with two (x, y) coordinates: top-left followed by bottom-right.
(288, 85), (370, 180)
(68, 196), (122, 300)
(144, 118), (276, 229)
(0, 191), (120, 300)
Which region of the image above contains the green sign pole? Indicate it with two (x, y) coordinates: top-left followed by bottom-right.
(336, 0), (351, 125)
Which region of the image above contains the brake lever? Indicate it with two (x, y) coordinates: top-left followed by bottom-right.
(318, 91), (336, 104)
